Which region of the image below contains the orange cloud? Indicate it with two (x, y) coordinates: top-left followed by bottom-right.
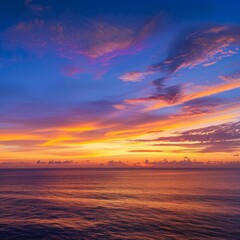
(119, 71), (153, 82)
(146, 77), (240, 111)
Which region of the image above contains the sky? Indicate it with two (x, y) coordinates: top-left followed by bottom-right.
(0, 0), (240, 168)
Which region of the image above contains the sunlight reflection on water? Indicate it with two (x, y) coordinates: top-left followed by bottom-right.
(0, 169), (240, 239)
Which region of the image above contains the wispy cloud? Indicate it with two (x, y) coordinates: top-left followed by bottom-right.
(143, 158), (240, 168)
(62, 65), (82, 77)
(24, 0), (49, 14)
(137, 121), (240, 153)
(119, 71), (153, 82)
(146, 73), (240, 111)
(149, 25), (240, 73)
(175, 97), (226, 116)
(4, 15), (159, 64)
(129, 149), (163, 153)
(125, 78), (182, 104)
(122, 25), (240, 111)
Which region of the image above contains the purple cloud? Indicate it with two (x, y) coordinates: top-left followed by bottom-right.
(126, 77), (182, 104)
(149, 25), (240, 73)
(4, 15), (160, 64)
(176, 97), (226, 116)
(100, 160), (128, 168)
(136, 121), (240, 153)
(143, 158), (240, 168)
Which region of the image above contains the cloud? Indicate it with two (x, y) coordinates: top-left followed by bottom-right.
(35, 160), (75, 164)
(119, 71), (153, 82)
(100, 160), (128, 168)
(122, 25), (240, 111)
(48, 160), (74, 164)
(118, 25), (240, 110)
(1, 161), (25, 165)
(125, 77), (182, 104)
(146, 73), (240, 111)
(112, 104), (126, 110)
(182, 96), (224, 108)
(203, 61), (217, 67)
(0, 140), (44, 149)
(175, 96), (226, 116)
(149, 25), (240, 73)
(4, 15), (159, 64)
(137, 121), (240, 153)
(143, 158), (240, 168)
(220, 72), (240, 82)
(0, 97), (120, 132)
(24, 0), (48, 14)
(157, 121), (240, 142)
(129, 150), (163, 153)
(62, 65), (82, 77)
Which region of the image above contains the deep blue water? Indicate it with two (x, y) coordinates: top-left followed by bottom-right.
(0, 169), (240, 239)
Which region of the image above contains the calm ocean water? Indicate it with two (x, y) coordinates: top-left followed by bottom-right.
(0, 169), (240, 240)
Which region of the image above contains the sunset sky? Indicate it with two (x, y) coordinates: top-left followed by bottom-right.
(0, 0), (240, 167)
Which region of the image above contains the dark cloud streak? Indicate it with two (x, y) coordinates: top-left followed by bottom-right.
(136, 121), (240, 153)
(149, 25), (240, 73)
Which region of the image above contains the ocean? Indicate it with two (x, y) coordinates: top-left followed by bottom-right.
(0, 169), (240, 239)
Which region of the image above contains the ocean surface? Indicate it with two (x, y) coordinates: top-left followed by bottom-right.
(0, 169), (240, 240)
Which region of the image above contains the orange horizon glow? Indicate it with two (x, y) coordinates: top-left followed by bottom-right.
(0, 5), (240, 168)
